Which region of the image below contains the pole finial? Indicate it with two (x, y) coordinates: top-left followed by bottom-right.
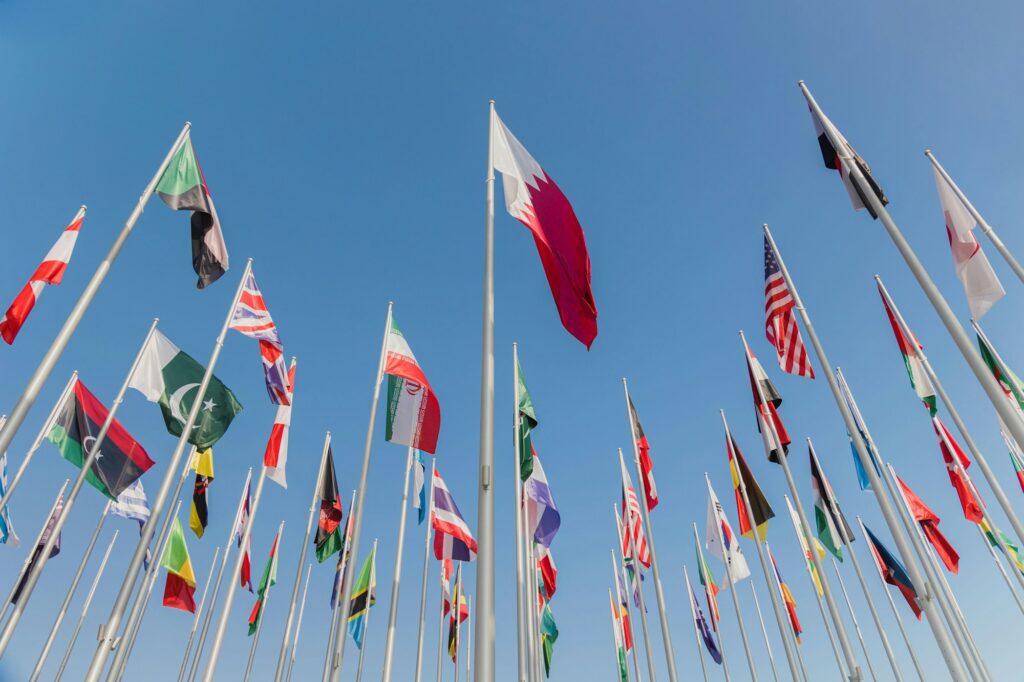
(924, 148), (932, 156)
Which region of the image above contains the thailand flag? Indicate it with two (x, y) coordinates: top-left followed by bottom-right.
(525, 451), (561, 548)
(431, 467), (477, 562)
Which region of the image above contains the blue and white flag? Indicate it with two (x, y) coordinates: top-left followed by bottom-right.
(525, 452), (560, 548)
(0, 450), (19, 547)
(412, 450), (427, 525)
(112, 479), (151, 567)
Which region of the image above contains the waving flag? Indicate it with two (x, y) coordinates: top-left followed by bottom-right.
(809, 443), (854, 560)
(540, 601), (559, 677)
(189, 448), (214, 538)
(981, 518), (1024, 578)
(933, 417), (983, 523)
(785, 497), (826, 596)
(627, 396), (658, 511)
(347, 543), (377, 649)
(517, 358), (539, 481)
(315, 446), (344, 562)
(609, 591), (629, 682)
(248, 530), (280, 635)
(229, 268), (290, 404)
(895, 474), (959, 573)
(431, 466), (477, 561)
(0, 209), (83, 344)
(112, 479), (150, 566)
(537, 544), (557, 600)
(978, 333), (1024, 412)
(161, 516), (197, 613)
(687, 576), (722, 664)
(837, 371), (882, 491)
(384, 317), (441, 454)
(745, 345), (790, 463)
(619, 452), (650, 569)
(695, 537), (721, 626)
(706, 477), (751, 585)
(412, 450), (427, 524)
(769, 547), (802, 643)
(12, 493), (63, 604)
(726, 428), (774, 541)
(879, 285), (937, 415)
(525, 451), (561, 548)
(235, 480), (253, 592)
(446, 563), (469, 661)
(764, 236), (813, 378)
(1002, 431), (1024, 495)
(864, 524), (921, 619)
(262, 358), (296, 488)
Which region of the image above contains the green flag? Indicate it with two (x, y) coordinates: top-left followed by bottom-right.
(540, 601), (559, 678)
(517, 358), (538, 481)
(978, 334), (1024, 412)
(248, 530), (280, 635)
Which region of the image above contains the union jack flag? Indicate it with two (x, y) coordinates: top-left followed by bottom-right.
(619, 453), (650, 569)
(431, 467), (478, 562)
(230, 268), (291, 404)
(764, 237), (814, 379)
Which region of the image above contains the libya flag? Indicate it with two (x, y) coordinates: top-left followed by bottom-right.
(47, 379), (154, 500)
(155, 133), (229, 289)
(516, 358), (538, 482)
(162, 516), (197, 613)
(249, 531), (280, 635)
(315, 445), (344, 563)
(129, 330), (242, 450)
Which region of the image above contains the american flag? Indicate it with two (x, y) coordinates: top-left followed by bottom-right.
(764, 237), (814, 379)
(230, 267), (291, 404)
(619, 454), (650, 569)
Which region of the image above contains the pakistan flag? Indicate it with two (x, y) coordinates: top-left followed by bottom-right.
(129, 329), (242, 449)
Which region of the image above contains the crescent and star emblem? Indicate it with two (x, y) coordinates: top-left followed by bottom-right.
(169, 383), (202, 429)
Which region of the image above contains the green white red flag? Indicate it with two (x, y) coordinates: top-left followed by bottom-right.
(879, 284), (937, 415)
(384, 317), (440, 454)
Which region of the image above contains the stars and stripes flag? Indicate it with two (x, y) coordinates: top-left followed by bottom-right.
(763, 236), (814, 378)
(229, 268), (290, 405)
(431, 466), (477, 562)
(618, 451), (650, 569)
(235, 479), (254, 592)
(263, 358), (296, 488)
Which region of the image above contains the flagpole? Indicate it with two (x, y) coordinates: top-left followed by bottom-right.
(525, 539), (541, 682)
(828, 558), (880, 682)
(436, 565), (446, 682)
(617, 500), (657, 682)
(177, 546), (221, 682)
(720, 409), (801, 681)
(28, 502), (111, 682)
(748, 581), (781, 682)
(610, 588), (633, 682)
(466, 594), (472, 681)
(512, 343), (528, 682)
(274, 430), (332, 682)
(381, 445), (415, 682)
(454, 566), (462, 682)
(285, 563), (313, 682)
(415, 459), (436, 682)
(243, 578), (273, 682)
(762, 542), (809, 682)
(323, 489), (357, 682)
(974, 522), (1024, 616)
(324, 589), (341, 682)
(682, 567), (710, 682)
(762, 222), (966, 680)
(187, 467), (253, 682)
(924, 149), (1024, 284)
(612, 551), (643, 682)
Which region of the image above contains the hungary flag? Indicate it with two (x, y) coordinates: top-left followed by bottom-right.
(880, 285), (936, 415)
(129, 330), (243, 450)
(384, 317), (440, 454)
(155, 133), (229, 289)
(315, 445), (344, 563)
(48, 379), (154, 500)
(162, 516), (197, 613)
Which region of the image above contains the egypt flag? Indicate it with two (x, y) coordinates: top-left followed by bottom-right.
(725, 428), (774, 541)
(879, 284), (937, 415)
(264, 358), (296, 488)
(189, 448), (214, 539)
(315, 445), (344, 563)
(384, 317), (440, 454)
(155, 133), (229, 289)
(229, 268), (291, 405)
(490, 109), (597, 349)
(431, 466), (478, 561)
(627, 397), (658, 511)
(864, 524), (921, 619)
(161, 516), (197, 613)
(933, 417), (984, 523)
(809, 443), (854, 561)
(0, 208), (84, 345)
(745, 345), (791, 463)
(47, 379), (154, 500)
(895, 475), (959, 573)
(800, 83), (888, 219)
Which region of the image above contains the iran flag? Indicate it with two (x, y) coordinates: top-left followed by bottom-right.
(384, 317), (440, 454)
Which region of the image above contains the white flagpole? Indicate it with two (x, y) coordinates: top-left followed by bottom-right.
(924, 149), (1024, 284)
(682, 567), (710, 682)
(323, 489), (357, 682)
(974, 522), (1024, 615)
(436, 565), (446, 682)
(466, 595), (472, 681)
(748, 581), (781, 682)
(761, 221), (966, 680)
(415, 460), (436, 682)
(285, 563), (313, 682)
(274, 430), (331, 682)
(609, 588), (633, 682)
(616, 499), (657, 682)
(55, 529), (118, 682)
(328, 302), (393, 682)
(762, 542), (809, 682)
(177, 546), (221, 682)
(828, 558), (879, 682)
(454, 567), (462, 682)
(612, 551), (643, 682)
(243, 520), (285, 682)
(381, 446), (415, 682)
(187, 467), (253, 682)
(512, 343), (528, 682)
(693, 525), (732, 682)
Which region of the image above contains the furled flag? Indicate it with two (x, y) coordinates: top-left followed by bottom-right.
(517, 358), (538, 481)
(809, 444), (854, 560)
(315, 445), (344, 563)
(264, 358), (296, 488)
(0, 210), (83, 345)
(525, 450), (561, 548)
(768, 547), (803, 643)
(801, 85), (888, 219)
(933, 417), (983, 523)
(47, 379), (154, 500)
(706, 477), (751, 585)
(726, 429), (774, 541)
(235, 480), (253, 593)
(608, 591), (629, 682)
(745, 345), (791, 463)
(695, 537), (721, 626)
(537, 544), (557, 600)
(879, 285), (937, 415)
(627, 396), (658, 511)
(112, 479), (150, 568)
(619, 452), (650, 569)
(347, 543), (377, 649)
(441, 559), (454, 615)
(896, 474), (959, 573)
(129, 330), (243, 450)
(978, 333), (1024, 414)
(330, 510), (355, 610)
(446, 564), (469, 661)
(837, 370), (882, 491)
(785, 496), (826, 596)
(248, 530), (280, 635)
(763, 236), (814, 378)
(540, 601), (559, 677)
(12, 494), (63, 604)
(155, 133), (228, 288)
(0, 448), (18, 547)
(412, 450), (427, 524)
(613, 573), (633, 652)
(189, 448), (214, 538)
(980, 518), (1024, 578)
(1002, 431), (1024, 495)
(490, 109), (598, 348)
(229, 269), (290, 405)
(432, 466), (478, 561)
(687, 576), (722, 664)
(864, 523), (921, 619)
(161, 516), (197, 613)
(931, 164), (1004, 319)
(384, 317), (441, 454)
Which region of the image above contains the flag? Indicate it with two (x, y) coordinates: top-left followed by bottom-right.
(264, 358), (296, 488)
(706, 480), (751, 585)
(933, 417), (983, 523)
(517, 358), (538, 481)
(161, 516), (197, 613)
(540, 601), (559, 677)
(47, 379), (154, 500)
(490, 110), (597, 348)
(980, 518), (1024, 577)
(441, 559), (453, 615)
(155, 133), (228, 288)
(129, 329), (243, 450)
(627, 396), (658, 511)
(931, 165), (1004, 319)
(764, 236), (813, 378)
(785, 497), (825, 596)
(431, 466), (478, 561)
(688, 577), (722, 664)
(0, 450), (18, 547)
(189, 448), (214, 538)
(978, 333), (1024, 413)
(112, 479), (151, 568)
(879, 285), (937, 415)
(802, 87), (888, 219)
(412, 450), (427, 524)
(347, 543), (377, 649)
(619, 453), (650, 569)
(248, 530), (280, 635)
(383, 317), (441, 454)
(864, 524), (921, 619)
(695, 537), (721, 626)
(1002, 431), (1024, 495)
(235, 480), (253, 593)
(609, 592), (629, 682)
(525, 451), (561, 548)
(726, 430), (774, 540)
(12, 494), (63, 604)
(537, 544), (557, 600)
(745, 346), (790, 463)
(315, 445), (344, 563)
(447, 564), (469, 660)
(0, 211), (83, 344)
(895, 475), (959, 573)
(809, 445), (854, 560)
(330, 510), (355, 610)
(229, 268), (290, 405)
(837, 371), (882, 491)
(769, 547), (802, 643)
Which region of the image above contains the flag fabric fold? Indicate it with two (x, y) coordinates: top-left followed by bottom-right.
(609, 592), (629, 682)
(315, 445), (344, 563)
(769, 547), (803, 643)
(347, 543), (377, 649)
(229, 268), (290, 405)
(879, 285), (937, 415)
(764, 236), (813, 378)
(235, 480), (253, 593)
(895, 475), (959, 573)
(706, 479), (751, 585)
(525, 451), (561, 548)
(627, 396), (659, 511)
(384, 318), (441, 454)
(161, 516), (197, 613)
(981, 518), (1024, 577)
(12, 495), (63, 604)
(864, 524), (921, 619)
(412, 450), (427, 524)
(933, 417), (984, 523)
(809, 445), (854, 560)
(0, 451), (18, 546)
(537, 544), (558, 600)
(785, 496), (825, 596)
(695, 537), (721, 627)
(688, 577), (722, 663)
(619, 454), (650, 569)
(726, 431), (774, 541)
(517, 358), (538, 481)
(264, 358), (296, 488)
(248, 530), (280, 635)
(431, 466), (478, 561)
(540, 601), (559, 677)
(189, 448), (214, 538)
(745, 346), (791, 463)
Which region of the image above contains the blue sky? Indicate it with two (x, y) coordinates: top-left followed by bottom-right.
(1, 1), (1024, 680)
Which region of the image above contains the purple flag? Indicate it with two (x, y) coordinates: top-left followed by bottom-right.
(525, 452), (561, 548)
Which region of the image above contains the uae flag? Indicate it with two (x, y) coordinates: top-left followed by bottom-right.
(47, 379), (154, 500)
(155, 133), (229, 289)
(384, 317), (440, 454)
(627, 397), (658, 511)
(315, 445), (344, 563)
(189, 448), (214, 539)
(161, 516), (197, 613)
(809, 444), (854, 560)
(879, 284), (937, 415)
(896, 475), (959, 573)
(745, 346), (791, 463)
(726, 431), (774, 541)
(129, 329), (243, 450)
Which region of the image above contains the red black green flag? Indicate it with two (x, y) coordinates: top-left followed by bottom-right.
(315, 446), (343, 563)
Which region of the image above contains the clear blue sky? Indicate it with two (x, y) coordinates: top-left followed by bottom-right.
(1, 1), (1023, 680)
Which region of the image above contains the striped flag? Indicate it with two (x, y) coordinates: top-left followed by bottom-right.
(229, 268), (290, 405)
(384, 317), (441, 454)
(879, 285), (937, 415)
(525, 451), (561, 548)
(431, 466), (477, 562)
(764, 236), (813, 378)
(112, 479), (150, 567)
(619, 452), (650, 569)
(235, 480), (253, 592)
(745, 345), (791, 463)
(0, 210), (83, 345)
(726, 428), (774, 541)
(933, 416), (983, 523)
(627, 396), (658, 511)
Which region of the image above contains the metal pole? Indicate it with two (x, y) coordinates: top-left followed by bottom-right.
(324, 585), (341, 682)
(762, 221), (966, 680)
(683, 567), (710, 682)
(55, 529), (118, 682)
(415, 460), (436, 682)
(177, 546), (221, 682)
(466, 595), (472, 681)
(525, 538), (540, 682)
(613, 552), (643, 682)
(323, 489), (357, 682)
(620, 502), (657, 682)
(285, 563), (313, 682)
(748, 580), (781, 682)
(454, 568), (462, 682)
(512, 343), (528, 682)
(695, 524), (732, 682)
(975, 522), (1024, 616)
(762, 542), (809, 682)
(274, 431), (332, 682)
(381, 446), (415, 682)
(621, 565), (645, 682)
(436, 566), (446, 682)
(243, 577), (273, 682)
(829, 558), (879, 682)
